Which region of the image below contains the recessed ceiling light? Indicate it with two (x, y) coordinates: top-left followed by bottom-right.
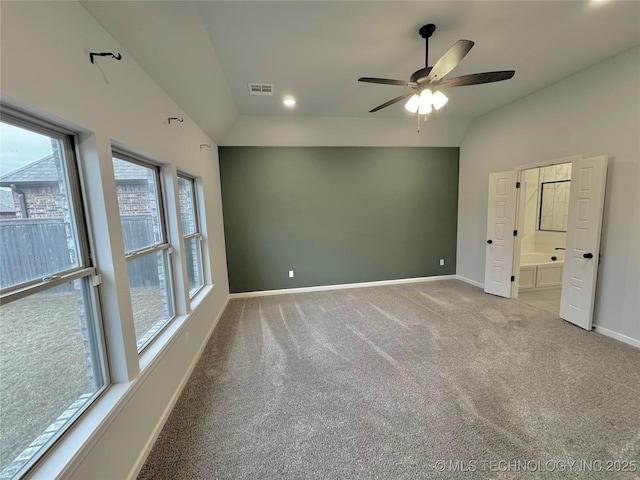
(283, 96), (296, 108)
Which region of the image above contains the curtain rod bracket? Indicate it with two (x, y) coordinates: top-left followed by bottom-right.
(90, 52), (122, 64)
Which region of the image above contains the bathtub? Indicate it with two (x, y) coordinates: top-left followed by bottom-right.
(519, 252), (564, 290)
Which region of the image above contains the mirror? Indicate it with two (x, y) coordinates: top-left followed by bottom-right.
(539, 180), (570, 232)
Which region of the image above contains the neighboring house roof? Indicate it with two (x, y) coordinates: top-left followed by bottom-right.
(0, 188), (15, 213)
(112, 158), (153, 182)
(0, 155), (58, 186)
(0, 154), (148, 186)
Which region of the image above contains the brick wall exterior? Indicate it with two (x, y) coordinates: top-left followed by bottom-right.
(115, 183), (152, 216)
(10, 182), (149, 219)
(16, 186), (64, 219)
(178, 191), (195, 233)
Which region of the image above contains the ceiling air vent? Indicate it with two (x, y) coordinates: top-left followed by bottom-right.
(248, 84), (274, 96)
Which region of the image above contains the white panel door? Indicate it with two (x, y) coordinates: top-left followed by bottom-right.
(484, 171), (517, 297)
(560, 156), (608, 330)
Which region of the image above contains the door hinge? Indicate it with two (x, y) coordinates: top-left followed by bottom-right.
(513, 230), (518, 236)
(511, 276), (515, 282)
(516, 181), (521, 188)
(92, 274), (102, 287)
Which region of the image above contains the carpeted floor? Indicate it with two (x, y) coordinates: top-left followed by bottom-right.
(138, 279), (640, 479)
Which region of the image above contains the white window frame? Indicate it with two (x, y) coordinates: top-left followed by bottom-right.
(0, 110), (109, 479)
(112, 151), (176, 352)
(177, 172), (205, 298)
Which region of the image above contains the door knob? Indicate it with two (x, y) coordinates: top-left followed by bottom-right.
(487, 240), (493, 244)
(583, 252), (594, 259)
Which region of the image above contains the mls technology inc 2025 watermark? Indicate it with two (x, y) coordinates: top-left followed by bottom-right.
(433, 459), (637, 474)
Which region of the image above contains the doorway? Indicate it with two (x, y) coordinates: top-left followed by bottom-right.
(485, 155), (608, 331)
(516, 163), (572, 316)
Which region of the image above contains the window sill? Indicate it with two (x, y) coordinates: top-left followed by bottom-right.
(25, 284), (217, 480)
(138, 283), (214, 372)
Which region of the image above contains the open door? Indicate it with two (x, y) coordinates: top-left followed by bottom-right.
(560, 156), (608, 330)
(484, 171), (517, 297)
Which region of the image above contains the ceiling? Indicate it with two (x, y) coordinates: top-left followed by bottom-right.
(82, 1), (640, 143)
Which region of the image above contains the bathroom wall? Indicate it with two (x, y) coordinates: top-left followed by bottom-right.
(521, 164), (571, 254)
(521, 169), (540, 253)
(535, 163), (571, 252)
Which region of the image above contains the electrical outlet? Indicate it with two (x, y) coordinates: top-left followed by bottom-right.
(440, 259), (445, 266)
(289, 270), (294, 278)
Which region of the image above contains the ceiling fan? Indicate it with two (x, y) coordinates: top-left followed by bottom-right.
(359, 24), (515, 114)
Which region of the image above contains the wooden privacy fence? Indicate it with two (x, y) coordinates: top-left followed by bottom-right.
(1, 216), (160, 290)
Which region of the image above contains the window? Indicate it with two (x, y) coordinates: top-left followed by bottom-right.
(536, 163), (572, 233)
(178, 174), (204, 297)
(538, 180), (571, 232)
(112, 154), (174, 351)
(0, 115), (108, 478)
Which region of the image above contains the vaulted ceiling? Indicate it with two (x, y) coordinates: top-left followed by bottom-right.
(82, 1), (640, 143)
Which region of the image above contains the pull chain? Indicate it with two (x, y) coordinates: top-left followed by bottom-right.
(417, 114), (429, 133)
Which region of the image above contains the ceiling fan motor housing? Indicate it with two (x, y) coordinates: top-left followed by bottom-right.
(410, 67), (433, 85)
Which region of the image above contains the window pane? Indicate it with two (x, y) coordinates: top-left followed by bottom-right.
(178, 175), (204, 298)
(113, 157), (163, 253)
(185, 236), (204, 296)
(0, 277), (105, 476)
(0, 122), (81, 289)
(539, 180), (570, 232)
(177, 176), (197, 235)
(127, 250), (174, 350)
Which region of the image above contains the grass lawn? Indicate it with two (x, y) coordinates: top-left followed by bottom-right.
(0, 286), (163, 472)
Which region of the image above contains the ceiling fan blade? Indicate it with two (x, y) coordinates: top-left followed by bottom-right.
(437, 70), (515, 87)
(425, 40), (475, 83)
(369, 91), (416, 113)
(359, 77), (418, 87)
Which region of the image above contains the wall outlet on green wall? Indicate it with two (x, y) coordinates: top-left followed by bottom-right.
(289, 270), (294, 278)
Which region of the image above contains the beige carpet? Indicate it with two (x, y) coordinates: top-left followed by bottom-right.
(138, 279), (640, 479)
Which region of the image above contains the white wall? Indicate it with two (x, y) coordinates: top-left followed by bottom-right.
(1, 2), (229, 479)
(221, 115), (471, 146)
(458, 46), (640, 344)
(82, 0), (238, 144)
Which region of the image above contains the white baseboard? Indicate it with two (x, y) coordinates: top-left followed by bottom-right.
(455, 275), (484, 289)
(452, 278), (638, 349)
(230, 274), (459, 298)
(127, 295), (230, 479)
(594, 325), (640, 349)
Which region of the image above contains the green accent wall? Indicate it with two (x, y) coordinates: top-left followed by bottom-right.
(219, 147), (459, 293)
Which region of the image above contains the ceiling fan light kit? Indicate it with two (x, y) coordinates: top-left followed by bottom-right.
(405, 88), (446, 115)
(404, 94), (421, 113)
(359, 23), (515, 131)
(432, 90), (449, 110)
